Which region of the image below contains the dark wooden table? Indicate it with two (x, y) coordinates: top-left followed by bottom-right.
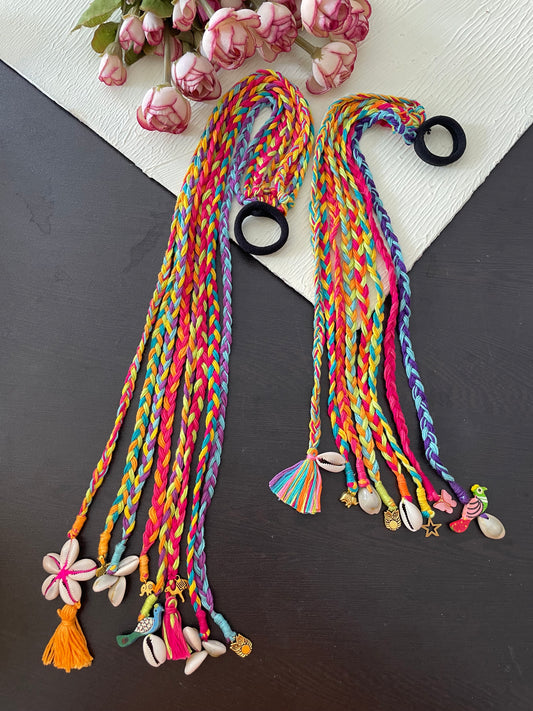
(1, 61), (531, 711)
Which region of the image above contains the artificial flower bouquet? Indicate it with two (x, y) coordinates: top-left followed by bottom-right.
(75, 0), (372, 133)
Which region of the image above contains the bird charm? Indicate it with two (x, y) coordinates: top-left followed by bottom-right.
(449, 485), (488, 533)
(449, 485), (505, 539)
(116, 603), (163, 647)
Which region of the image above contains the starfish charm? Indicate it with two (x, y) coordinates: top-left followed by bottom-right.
(421, 519), (442, 538)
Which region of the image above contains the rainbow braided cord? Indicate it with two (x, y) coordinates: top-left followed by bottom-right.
(137, 242), (194, 586)
(270, 114), (366, 514)
(67, 227), (179, 541)
(345, 132), (439, 510)
(320, 107), (431, 516)
(186, 73), (313, 641)
(123, 72), (312, 649)
(273, 94), (468, 523)
(42, 71), (312, 669)
(344, 96), (469, 504)
(315, 118), (397, 514)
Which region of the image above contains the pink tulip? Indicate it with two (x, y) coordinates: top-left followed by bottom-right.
(172, 0), (196, 31)
(172, 52), (222, 101)
(201, 8), (260, 71)
(256, 2), (298, 62)
(119, 15), (145, 54)
(98, 52), (127, 86)
(153, 35), (183, 61)
(306, 40), (357, 94)
(136, 85), (191, 134)
(301, 0), (356, 37)
(142, 12), (165, 46)
(330, 0), (369, 42)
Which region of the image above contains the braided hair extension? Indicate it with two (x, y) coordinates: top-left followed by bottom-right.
(41, 70), (312, 673)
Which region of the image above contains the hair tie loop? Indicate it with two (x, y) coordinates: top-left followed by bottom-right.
(234, 201), (289, 255)
(414, 115), (466, 166)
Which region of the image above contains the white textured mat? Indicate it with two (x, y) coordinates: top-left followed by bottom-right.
(2, 1), (532, 301)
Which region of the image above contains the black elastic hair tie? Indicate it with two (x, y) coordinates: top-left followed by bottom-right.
(414, 115), (466, 167)
(234, 201), (289, 256)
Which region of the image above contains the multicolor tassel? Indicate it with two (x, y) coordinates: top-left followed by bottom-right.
(269, 454), (322, 514)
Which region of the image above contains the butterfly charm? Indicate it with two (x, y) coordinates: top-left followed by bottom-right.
(433, 489), (457, 514)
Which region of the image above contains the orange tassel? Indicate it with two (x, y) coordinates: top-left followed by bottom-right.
(42, 602), (93, 672)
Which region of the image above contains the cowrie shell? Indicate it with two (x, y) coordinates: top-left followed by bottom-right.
(93, 574), (116, 592)
(143, 634), (167, 667)
(477, 513), (505, 540)
(202, 640), (226, 657)
(358, 485), (382, 515)
(316, 452), (346, 473)
(108, 575), (127, 607)
(183, 626), (202, 651)
(184, 650), (208, 675)
(399, 498), (423, 532)
(115, 555), (140, 576)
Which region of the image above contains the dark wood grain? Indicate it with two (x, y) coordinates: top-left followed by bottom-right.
(1, 61), (531, 711)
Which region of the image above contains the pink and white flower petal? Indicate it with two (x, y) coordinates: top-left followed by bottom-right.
(59, 538), (80, 568)
(69, 559), (98, 581)
(42, 575), (60, 600)
(59, 577), (82, 605)
(42, 553), (61, 574)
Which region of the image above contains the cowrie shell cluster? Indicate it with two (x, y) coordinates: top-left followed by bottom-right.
(181, 628), (227, 674)
(316, 452), (346, 473)
(92, 555), (139, 607)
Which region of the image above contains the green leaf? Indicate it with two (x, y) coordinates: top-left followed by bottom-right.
(73, 0), (121, 30)
(140, 0), (173, 18)
(91, 22), (119, 53)
(124, 47), (145, 65)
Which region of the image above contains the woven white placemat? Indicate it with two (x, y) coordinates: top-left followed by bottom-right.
(2, 0), (532, 300)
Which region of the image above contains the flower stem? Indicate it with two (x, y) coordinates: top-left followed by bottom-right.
(295, 34), (321, 58)
(197, 0), (215, 19)
(163, 30), (172, 84)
